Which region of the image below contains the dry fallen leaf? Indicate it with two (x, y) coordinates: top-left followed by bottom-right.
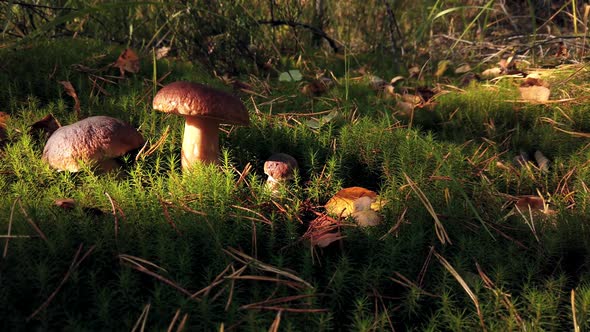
(58, 81), (81, 118)
(301, 77), (334, 96)
(435, 60), (451, 78)
(454, 64), (471, 74)
(155, 46), (171, 60)
(311, 229), (344, 248)
(481, 67), (502, 78)
(519, 77), (550, 102)
(29, 114), (61, 139)
(114, 48), (140, 77)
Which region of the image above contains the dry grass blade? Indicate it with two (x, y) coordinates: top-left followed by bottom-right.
(27, 244), (95, 321)
(2, 197), (50, 251)
(434, 251), (486, 331)
(476, 263), (523, 328)
(380, 207), (407, 240)
(104, 192), (122, 240)
(131, 303), (151, 332)
(543, 119), (590, 138)
(224, 247), (313, 289)
(167, 309), (181, 332)
(158, 198), (182, 235)
(572, 289), (580, 332)
(404, 173), (451, 245)
(241, 294), (326, 313)
(119, 254), (168, 273)
(225, 275), (308, 290)
(58, 80), (81, 119)
(119, 254), (195, 299)
(268, 311), (282, 332)
(136, 125), (170, 161)
(2, 197), (18, 258)
(190, 263), (237, 299)
(176, 313), (188, 332)
(231, 205), (272, 225)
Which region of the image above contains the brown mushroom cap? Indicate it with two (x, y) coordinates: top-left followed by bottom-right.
(42, 116), (144, 172)
(264, 153), (298, 181)
(324, 187), (378, 217)
(152, 81), (249, 125)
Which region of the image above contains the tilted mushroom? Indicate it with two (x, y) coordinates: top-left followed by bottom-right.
(263, 153), (298, 193)
(42, 116), (144, 172)
(152, 81), (250, 169)
(325, 186), (386, 226)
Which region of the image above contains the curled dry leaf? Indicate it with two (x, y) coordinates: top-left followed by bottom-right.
(58, 81), (81, 118)
(304, 214), (344, 248)
(114, 48), (140, 77)
(29, 114), (61, 139)
(519, 77), (550, 102)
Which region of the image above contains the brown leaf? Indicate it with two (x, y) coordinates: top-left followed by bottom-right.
(155, 46), (170, 60)
(554, 42), (569, 58)
(114, 48), (140, 77)
(29, 114), (61, 139)
(301, 77), (334, 96)
(454, 64), (471, 74)
(311, 230), (344, 248)
(58, 81), (81, 118)
(481, 67), (502, 78)
(519, 77), (550, 102)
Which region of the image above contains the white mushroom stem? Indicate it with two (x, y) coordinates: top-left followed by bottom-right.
(182, 116), (220, 168)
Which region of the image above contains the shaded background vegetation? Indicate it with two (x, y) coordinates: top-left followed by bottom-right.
(1, 1), (590, 331)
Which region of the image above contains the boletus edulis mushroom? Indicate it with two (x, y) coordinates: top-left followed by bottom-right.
(152, 81), (249, 169)
(42, 116), (144, 172)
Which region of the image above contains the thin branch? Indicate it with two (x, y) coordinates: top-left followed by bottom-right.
(257, 19), (341, 52)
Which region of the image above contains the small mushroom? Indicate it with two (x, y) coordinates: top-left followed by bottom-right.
(325, 187), (378, 217)
(152, 81), (250, 169)
(42, 116), (144, 172)
(325, 187), (386, 227)
(263, 153), (298, 193)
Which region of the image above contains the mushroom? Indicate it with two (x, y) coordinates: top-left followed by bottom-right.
(325, 186), (387, 226)
(42, 116), (144, 172)
(263, 153), (298, 193)
(152, 81), (249, 169)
